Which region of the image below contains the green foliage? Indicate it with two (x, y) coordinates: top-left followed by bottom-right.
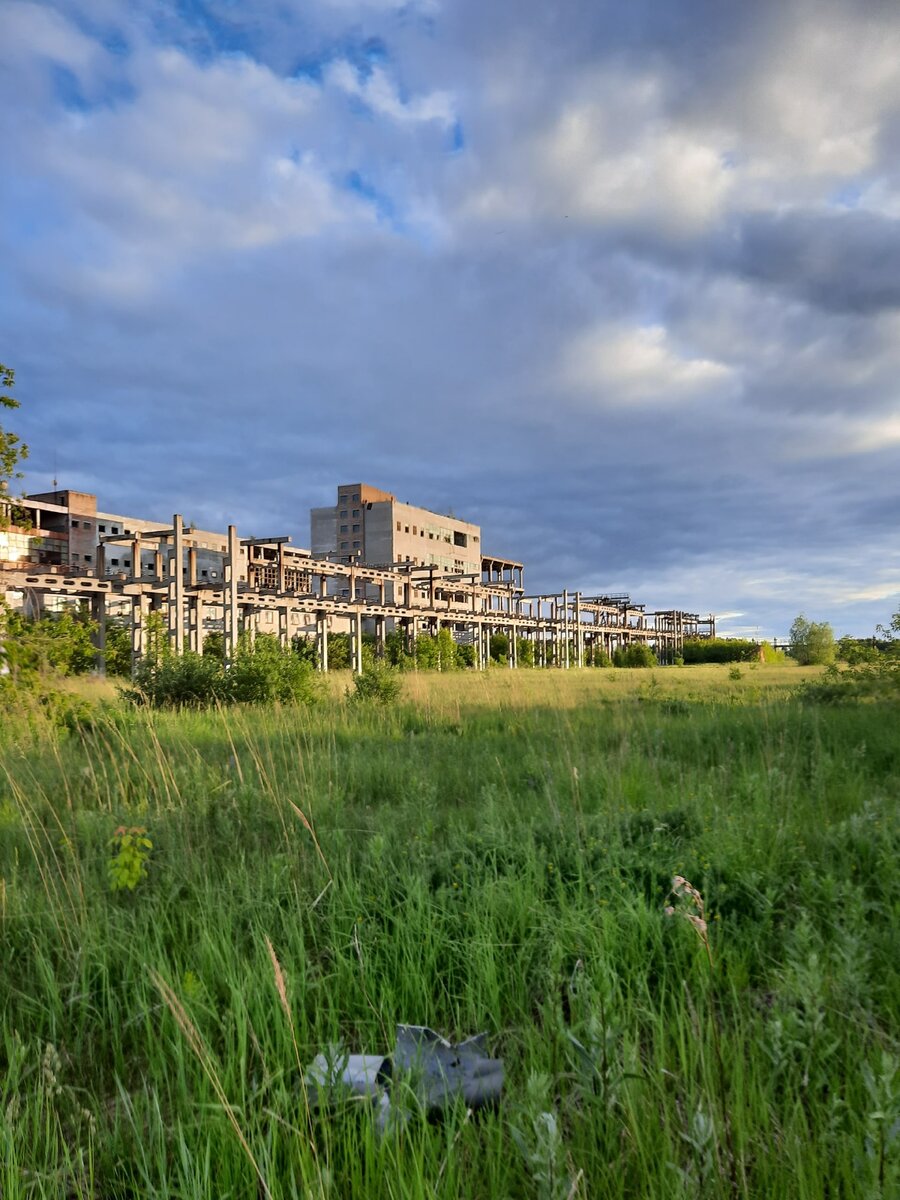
(516, 637), (535, 667)
(682, 638), (760, 664)
(612, 643), (657, 668)
(456, 642), (476, 668)
(0, 677), (899, 1195)
(490, 632), (509, 663)
(729, 665), (743, 681)
(0, 360), (28, 493)
(327, 632), (351, 670)
(107, 825), (153, 892)
(837, 636), (883, 665)
(760, 641), (786, 664)
(586, 646), (612, 667)
(349, 661), (403, 705)
(202, 630), (225, 660)
(415, 627), (460, 670)
(2, 680), (898, 1196)
(790, 615), (836, 666)
(103, 619), (132, 677)
(1, 602), (97, 676)
(125, 634), (322, 707)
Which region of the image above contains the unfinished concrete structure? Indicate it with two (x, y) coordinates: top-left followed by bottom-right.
(312, 483), (483, 576)
(1, 487), (715, 675)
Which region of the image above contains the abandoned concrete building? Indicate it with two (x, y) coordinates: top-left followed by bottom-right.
(1, 482), (715, 674)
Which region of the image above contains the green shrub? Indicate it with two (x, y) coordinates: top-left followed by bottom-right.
(123, 636), (322, 708)
(516, 637), (535, 667)
(1, 602), (98, 676)
(682, 637), (759, 664)
(613, 643), (657, 668)
(415, 627), (460, 670)
(349, 661), (403, 705)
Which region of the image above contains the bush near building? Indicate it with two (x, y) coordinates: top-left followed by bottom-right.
(681, 637), (760, 664)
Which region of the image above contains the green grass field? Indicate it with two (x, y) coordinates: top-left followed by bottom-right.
(1, 665), (898, 1198)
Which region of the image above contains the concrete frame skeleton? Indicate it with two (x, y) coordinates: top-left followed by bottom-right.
(3, 513), (712, 676)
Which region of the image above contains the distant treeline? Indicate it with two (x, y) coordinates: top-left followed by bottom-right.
(681, 638), (782, 664)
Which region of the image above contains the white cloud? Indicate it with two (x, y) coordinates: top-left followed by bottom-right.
(326, 59), (455, 127)
(561, 323), (733, 406)
(538, 96), (733, 233)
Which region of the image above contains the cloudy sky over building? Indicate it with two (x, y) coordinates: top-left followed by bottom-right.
(3, 0), (900, 638)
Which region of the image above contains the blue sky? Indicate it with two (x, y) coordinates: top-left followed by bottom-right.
(3, 0), (900, 638)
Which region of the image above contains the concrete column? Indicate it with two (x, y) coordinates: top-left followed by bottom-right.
(563, 589), (570, 669)
(188, 546), (198, 587)
(131, 535), (142, 581)
(96, 543), (106, 578)
(353, 609), (364, 675)
(91, 593), (107, 675)
(278, 607), (289, 649)
(168, 514), (185, 656)
(224, 524), (239, 667)
(130, 595), (147, 676)
(316, 613), (329, 672)
(153, 547), (164, 583)
(188, 596), (203, 654)
(375, 615), (386, 660)
(575, 591), (583, 668)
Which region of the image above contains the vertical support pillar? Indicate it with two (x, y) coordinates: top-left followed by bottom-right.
(188, 596), (203, 654)
(375, 615), (386, 660)
(575, 591), (583, 668)
(563, 588), (570, 669)
(96, 543), (106, 578)
(353, 608), (364, 675)
(316, 613), (329, 672)
(91, 593), (107, 675)
(168, 514), (185, 656)
(132, 534), (142, 581)
(224, 524), (240, 667)
(278, 607), (289, 649)
(130, 595), (147, 677)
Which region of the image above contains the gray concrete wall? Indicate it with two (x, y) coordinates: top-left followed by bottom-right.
(364, 501), (395, 565)
(311, 507), (336, 557)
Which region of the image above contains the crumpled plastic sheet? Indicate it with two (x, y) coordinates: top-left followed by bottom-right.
(305, 1025), (504, 1135)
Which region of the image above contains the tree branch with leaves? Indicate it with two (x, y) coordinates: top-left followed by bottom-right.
(1, 361), (28, 495)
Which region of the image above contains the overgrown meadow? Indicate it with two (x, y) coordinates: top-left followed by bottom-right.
(1, 665), (898, 1198)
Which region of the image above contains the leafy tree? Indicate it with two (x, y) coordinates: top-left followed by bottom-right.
(613, 644), (657, 668)
(789, 615), (836, 666)
(0, 362), (28, 494)
(681, 638), (759, 664)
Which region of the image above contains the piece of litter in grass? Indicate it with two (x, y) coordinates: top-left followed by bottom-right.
(304, 1025), (503, 1135)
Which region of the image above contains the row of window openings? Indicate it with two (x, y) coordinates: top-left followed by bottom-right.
(339, 524), (361, 533)
(71, 520), (129, 535)
(69, 551), (219, 579)
(339, 541), (362, 550)
(395, 522), (469, 548)
(339, 509), (361, 519)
